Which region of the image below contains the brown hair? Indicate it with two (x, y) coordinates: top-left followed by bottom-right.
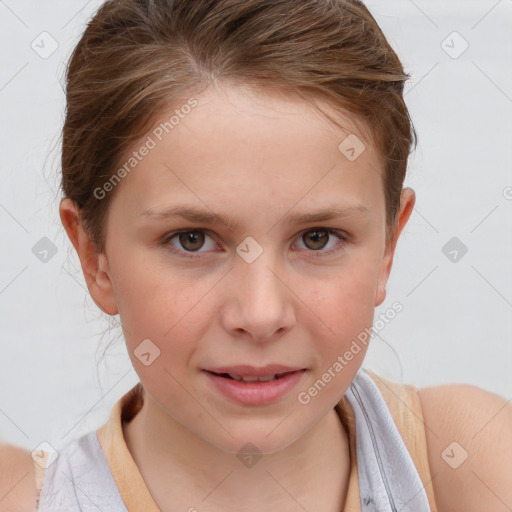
(62, 0), (415, 251)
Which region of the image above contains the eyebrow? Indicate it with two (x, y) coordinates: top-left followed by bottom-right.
(140, 204), (369, 231)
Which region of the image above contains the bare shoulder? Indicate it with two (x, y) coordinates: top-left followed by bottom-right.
(418, 383), (512, 512)
(0, 442), (38, 512)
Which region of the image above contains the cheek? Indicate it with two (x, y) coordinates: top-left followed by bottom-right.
(307, 254), (381, 361)
(110, 246), (199, 331)
(111, 259), (220, 372)
(313, 253), (381, 319)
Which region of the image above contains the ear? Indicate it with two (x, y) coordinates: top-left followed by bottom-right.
(375, 187), (416, 307)
(59, 198), (118, 315)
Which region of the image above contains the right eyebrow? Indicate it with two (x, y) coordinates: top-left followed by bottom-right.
(140, 205), (240, 231)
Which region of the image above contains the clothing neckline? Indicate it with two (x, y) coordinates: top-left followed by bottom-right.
(96, 381), (361, 511)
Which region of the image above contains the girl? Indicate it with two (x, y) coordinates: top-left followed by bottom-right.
(1, 1), (511, 511)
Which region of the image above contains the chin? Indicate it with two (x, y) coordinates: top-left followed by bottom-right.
(195, 421), (309, 457)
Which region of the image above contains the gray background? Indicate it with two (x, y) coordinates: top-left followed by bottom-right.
(0, 0), (511, 453)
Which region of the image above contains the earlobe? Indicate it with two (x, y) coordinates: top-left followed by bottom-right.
(59, 198), (119, 316)
(374, 188), (416, 307)
(375, 285), (387, 308)
(94, 252), (119, 316)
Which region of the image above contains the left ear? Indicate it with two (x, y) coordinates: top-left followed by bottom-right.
(375, 187), (416, 307)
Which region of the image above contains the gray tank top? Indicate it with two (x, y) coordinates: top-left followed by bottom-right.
(37, 368), (432, 511)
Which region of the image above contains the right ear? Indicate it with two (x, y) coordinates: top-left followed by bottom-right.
(59, 198), (118, 316)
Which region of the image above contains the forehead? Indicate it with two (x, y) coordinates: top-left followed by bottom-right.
(107, 82), (385, 224)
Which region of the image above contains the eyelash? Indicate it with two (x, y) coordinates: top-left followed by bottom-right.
(161, 228), (348, 260)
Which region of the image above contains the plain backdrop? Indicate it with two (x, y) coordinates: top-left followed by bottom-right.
(0, 0), (511, 453)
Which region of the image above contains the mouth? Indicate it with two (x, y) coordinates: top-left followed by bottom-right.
(202, 366), (307, 405)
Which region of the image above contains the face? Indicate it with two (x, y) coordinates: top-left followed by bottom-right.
(68, 82), (413, 454)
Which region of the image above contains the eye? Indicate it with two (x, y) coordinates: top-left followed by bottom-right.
(294, 228), (346, 257)
(164, 230), (218, 257)
(162, 227), (347, 259)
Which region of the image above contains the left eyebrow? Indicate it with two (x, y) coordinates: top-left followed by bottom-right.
(281, 205), (370, 225)
(140, 204), (369, 231)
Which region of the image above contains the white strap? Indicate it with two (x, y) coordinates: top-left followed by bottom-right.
(37, 431), (128, 511)
(344, 369), (432, 512)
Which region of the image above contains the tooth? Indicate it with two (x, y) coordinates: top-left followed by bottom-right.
(226, 374), (280, 382)
(240, 376), (259, 382)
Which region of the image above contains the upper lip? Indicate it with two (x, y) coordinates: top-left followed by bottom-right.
(204, 365), (305, 377)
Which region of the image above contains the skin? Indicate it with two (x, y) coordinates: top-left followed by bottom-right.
(65, 82), (412, 511)
(2, 81), (508, 512)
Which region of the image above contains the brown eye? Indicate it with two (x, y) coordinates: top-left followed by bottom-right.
(302, 229), (330, 250)
(295, 228), (346, 257)
(163, 229), (219, 259)
(178, 230), (205, 251)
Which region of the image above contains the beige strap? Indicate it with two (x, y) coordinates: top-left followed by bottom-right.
(33, 449), (50, 509)
(96, 384), (160, 511)
(336, 395), (361, 511)
(365, 369), (438, 511)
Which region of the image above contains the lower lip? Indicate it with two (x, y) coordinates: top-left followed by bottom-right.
(203, 370), (306, 406)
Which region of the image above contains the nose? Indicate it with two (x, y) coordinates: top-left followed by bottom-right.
(220, 247), (296, 343)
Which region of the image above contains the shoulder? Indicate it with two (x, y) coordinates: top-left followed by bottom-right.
(418, 383), (512, 512)
(0, 442), (38, 512)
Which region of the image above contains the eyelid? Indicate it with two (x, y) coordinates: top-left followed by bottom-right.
(162, 229), (221, 257)
(294, 228), (347, 257)
(162, 227), (348, 258)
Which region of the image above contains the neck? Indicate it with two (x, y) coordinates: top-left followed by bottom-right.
(123, 391), (351, 512)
